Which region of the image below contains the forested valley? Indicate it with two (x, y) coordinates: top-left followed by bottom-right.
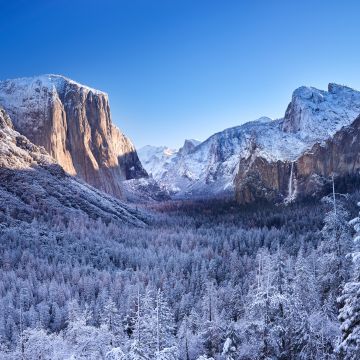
(1, 187), (360, 359)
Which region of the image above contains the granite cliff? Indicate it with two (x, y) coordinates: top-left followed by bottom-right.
(0, 105), (146, 225)
(0, 75), (147, 198)
(140, 84), (360, 202)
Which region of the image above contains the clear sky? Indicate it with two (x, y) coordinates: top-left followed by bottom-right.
(1, 0), (360, 148)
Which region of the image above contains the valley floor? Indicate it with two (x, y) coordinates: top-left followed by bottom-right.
(0, 196), (359, 359)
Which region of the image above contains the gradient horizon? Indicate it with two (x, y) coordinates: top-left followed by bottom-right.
(1, 0), (360, 148)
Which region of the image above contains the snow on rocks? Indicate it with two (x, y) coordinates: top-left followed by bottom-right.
(139, 84), (360, 199)
(0, 106), (147, 226)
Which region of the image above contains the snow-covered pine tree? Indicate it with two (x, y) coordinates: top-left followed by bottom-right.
(131, 287), (157, 357)
(20, 328), (67, 360)
(319, 183), (352, 302)
(101, 298), (122, 342)
(338, 204), (360, 359)
(127, 340), (151, 360)
(200, 282), (226, 358)
(222, 336), (238, 360)
(155, 345), (179, 360)
(105, 347), (127, 360)
(178, 312), (203, 360)
(155, 289), (176, 353)
(291, 248), (338, 359)
(241, 249), (291, 359)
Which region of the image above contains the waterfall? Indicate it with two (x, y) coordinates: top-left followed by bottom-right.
(288, 161), (294, 198)
(285, 161), (296, 203)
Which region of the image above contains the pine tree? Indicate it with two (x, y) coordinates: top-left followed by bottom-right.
(222, 336), (238, 360)
(131, 287), (156, 357)
(105, 347), (127, 360)
(155, 289), (176, 353)
(290, 248), (338, 359)
(319, 191), (352, 302)
(101, 298), (122, 341)
(200, 282), (226, 358)
(155, 346), (179, 360)
(127, 340), (150, 360)
(338, 207), (360, 359)
(241, 249), (291, 359)
(21, 328), (68, 360)
(178, 312), (203, 360)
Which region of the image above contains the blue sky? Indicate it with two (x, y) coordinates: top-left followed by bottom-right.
(1, 0), (360, 148)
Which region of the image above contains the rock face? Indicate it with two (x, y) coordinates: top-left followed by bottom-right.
(178, 139), (201, 155)
(0, 106), (147, 226)
(235, 116), (360, 203)
(140, 84), (360, 202)
(0, 75), (147, 198)
(282, 83), (360, 135)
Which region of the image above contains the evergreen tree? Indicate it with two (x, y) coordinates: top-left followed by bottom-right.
(155, 289), (176, 352)
(127, 340), (151, 360)
(178, 313), (203, 360)
(319, 193), (352, 304)
(105, 347), (127, 360)
(101, 298), (122, 342)
(338, 208), (360, 359)
(241, 249), (290, 359)
(131, 287), (157, 357)
(155, 346), (179, 360)
(200, 282), (226, 358)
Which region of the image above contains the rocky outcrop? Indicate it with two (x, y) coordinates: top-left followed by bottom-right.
(282, 83), (360, 136)
(235, 157), (293, 204)
(178, 139), (201, 155)
(0, 106), (147, 225)
(0, 75), (147, 198)
(235, 116), (360, 203)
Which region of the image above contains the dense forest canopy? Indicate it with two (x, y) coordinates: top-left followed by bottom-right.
(1, 188), (360, 359)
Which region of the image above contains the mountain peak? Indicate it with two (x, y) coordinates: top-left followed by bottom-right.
(328, 82), (354, 94)
(283, 83), (360, 134)
(291, 85), (323, 100)
(179, 139), (201, 155)
(0, 74), (146, 198)
(0, 74), (107, 96)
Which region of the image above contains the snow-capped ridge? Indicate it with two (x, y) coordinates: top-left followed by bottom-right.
(0, 74), (146, 198)
(0, 74), (107, 96)
(254, 116), (273, 123)
(179, 139), (201, 155)
(283, 82), (360, 135)
(328, 83), (354, 94)
(139, 82), (360, 199)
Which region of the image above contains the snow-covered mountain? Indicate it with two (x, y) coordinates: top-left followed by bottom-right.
(3, 75), (360, 204)
(139, 84), (360, 201)
(0, 106), (147, 226)
(0, 74), (147, 199)
(138, 145), (178, 179)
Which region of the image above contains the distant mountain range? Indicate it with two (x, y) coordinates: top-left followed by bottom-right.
(139, 83), (360, 202)
(1, 75), (360, 205)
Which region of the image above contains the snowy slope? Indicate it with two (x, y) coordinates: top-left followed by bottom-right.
(138, 145), (178, 179)
(139, 84), (360, 198)
(0, 106), (147, 226)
